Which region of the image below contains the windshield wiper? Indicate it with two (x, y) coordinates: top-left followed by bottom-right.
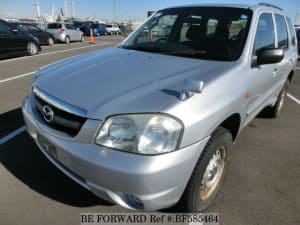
(121, 45), (171, 53)
(167, 50), (208, 59)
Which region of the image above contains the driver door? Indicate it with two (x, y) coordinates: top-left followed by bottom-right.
(246, 12), (278, 122)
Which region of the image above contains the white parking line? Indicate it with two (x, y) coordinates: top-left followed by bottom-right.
(0, 126), (26, 146)
(296, 67), (300, 70)
(0, 42), (112, 64)
(287, 93), (300, 105)
(0, 71), (35, 84)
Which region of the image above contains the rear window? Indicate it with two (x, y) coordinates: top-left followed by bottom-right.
(286, 17), (296, 45)
(65, 24), (75, 29)
(106, 25), (112, 28)
(275, 14), (288, 49)
(47, 23), (62, 29)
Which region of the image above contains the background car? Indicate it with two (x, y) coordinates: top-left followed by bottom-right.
(106, 24), (121, 35)
(10, 22), (55, 46)
(73, 21), (93, 34)
(46, 23), (84, 43)
(0, 19), (41, 58)
(87, 23), (108, 36)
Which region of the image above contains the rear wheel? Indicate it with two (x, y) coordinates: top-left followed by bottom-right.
(269, 80), (289, 118)
(178, 127), (232, 212)
(65, 36), (70, 44)
(26, 42), (38, 56)
(47, 37), (54, 46)
(80, 35), (84, 42)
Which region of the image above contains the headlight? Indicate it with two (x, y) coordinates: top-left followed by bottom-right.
(95, 114), (183, 155)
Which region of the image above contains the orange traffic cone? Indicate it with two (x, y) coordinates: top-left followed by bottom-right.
(89, 28), (95, 44)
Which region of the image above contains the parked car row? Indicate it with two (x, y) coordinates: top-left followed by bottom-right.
(0, 20), (86, 59)
(73, 21), (125, 36)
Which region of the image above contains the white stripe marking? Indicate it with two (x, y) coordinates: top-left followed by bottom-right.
(0, 42), (111, 64)
(296, 67), (300, 70)
(0, 126), (26, 145)
(0, 71), (35, 83)
(287, 93), (300, 105)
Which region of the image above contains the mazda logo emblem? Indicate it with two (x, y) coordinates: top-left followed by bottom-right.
(42, 105), (54, 123)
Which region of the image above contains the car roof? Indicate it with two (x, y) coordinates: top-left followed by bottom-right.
(163, 3), (284, 13)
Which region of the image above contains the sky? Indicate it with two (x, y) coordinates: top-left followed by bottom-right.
(1, 0), (300, 24)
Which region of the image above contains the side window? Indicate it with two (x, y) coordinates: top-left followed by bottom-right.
(0, 22), (12, 34)
(253, 13), (275, 54)
(65, 24), (74, 30)
(286, 17), (296, 45)
(275, 14), (288, 49)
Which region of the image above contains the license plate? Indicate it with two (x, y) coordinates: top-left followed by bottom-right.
(37, 134), (57, 159)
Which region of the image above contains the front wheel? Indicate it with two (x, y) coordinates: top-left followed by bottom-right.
(26, 42), (38, 56)
(80, 35), (84, 42)
(178, 127), (232, 212)
(65, 36), (70, 44)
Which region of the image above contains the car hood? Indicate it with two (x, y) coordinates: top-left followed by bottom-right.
(36, 47), (236, 119)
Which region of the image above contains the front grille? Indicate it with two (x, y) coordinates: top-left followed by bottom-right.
(34, 95), (86, 137)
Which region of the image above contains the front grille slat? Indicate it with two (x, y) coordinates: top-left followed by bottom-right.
(34, 95), (86, 137)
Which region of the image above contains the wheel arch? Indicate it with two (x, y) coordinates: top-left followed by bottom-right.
(218, 113), (241, 142)
(288, 70), (294, 83)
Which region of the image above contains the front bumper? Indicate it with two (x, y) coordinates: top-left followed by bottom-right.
(22, 94), (209, 211)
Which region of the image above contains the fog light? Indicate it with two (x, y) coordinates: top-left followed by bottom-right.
(126, 195), (144, 209)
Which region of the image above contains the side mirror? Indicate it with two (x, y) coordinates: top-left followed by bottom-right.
(179, 80), (205, 101)
(256, 48), (284, 65)
(76, 27), (80, 31)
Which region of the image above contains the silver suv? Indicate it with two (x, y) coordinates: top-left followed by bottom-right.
(46, 23), (84, 43)
(23, 3), (298, 212)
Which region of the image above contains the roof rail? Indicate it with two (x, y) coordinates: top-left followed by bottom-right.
(258, 3), (283, 11)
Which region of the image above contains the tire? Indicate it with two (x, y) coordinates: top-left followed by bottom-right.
(178, 127), (233, 212)
(65, 36), (70, 44)
(269, 80), (289, 118)
(26, 41), (38, 56)
(47, 37), (54, 46)
(80, 35), (84, 42)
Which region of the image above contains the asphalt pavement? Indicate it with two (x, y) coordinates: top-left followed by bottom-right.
(0, 36), (299, 225)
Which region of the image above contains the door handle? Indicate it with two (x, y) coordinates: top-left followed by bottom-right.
(272, 68), (278, 76)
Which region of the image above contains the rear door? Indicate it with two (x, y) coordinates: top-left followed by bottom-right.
(285, 17), (298, 69)
(28, 25), (45, 43)
(65, 24), (79, 40)
(272, 14), (293, 89)
(0, 21), (13, 54)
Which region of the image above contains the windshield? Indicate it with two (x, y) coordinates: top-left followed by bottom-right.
(121, 7), (252, 61)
